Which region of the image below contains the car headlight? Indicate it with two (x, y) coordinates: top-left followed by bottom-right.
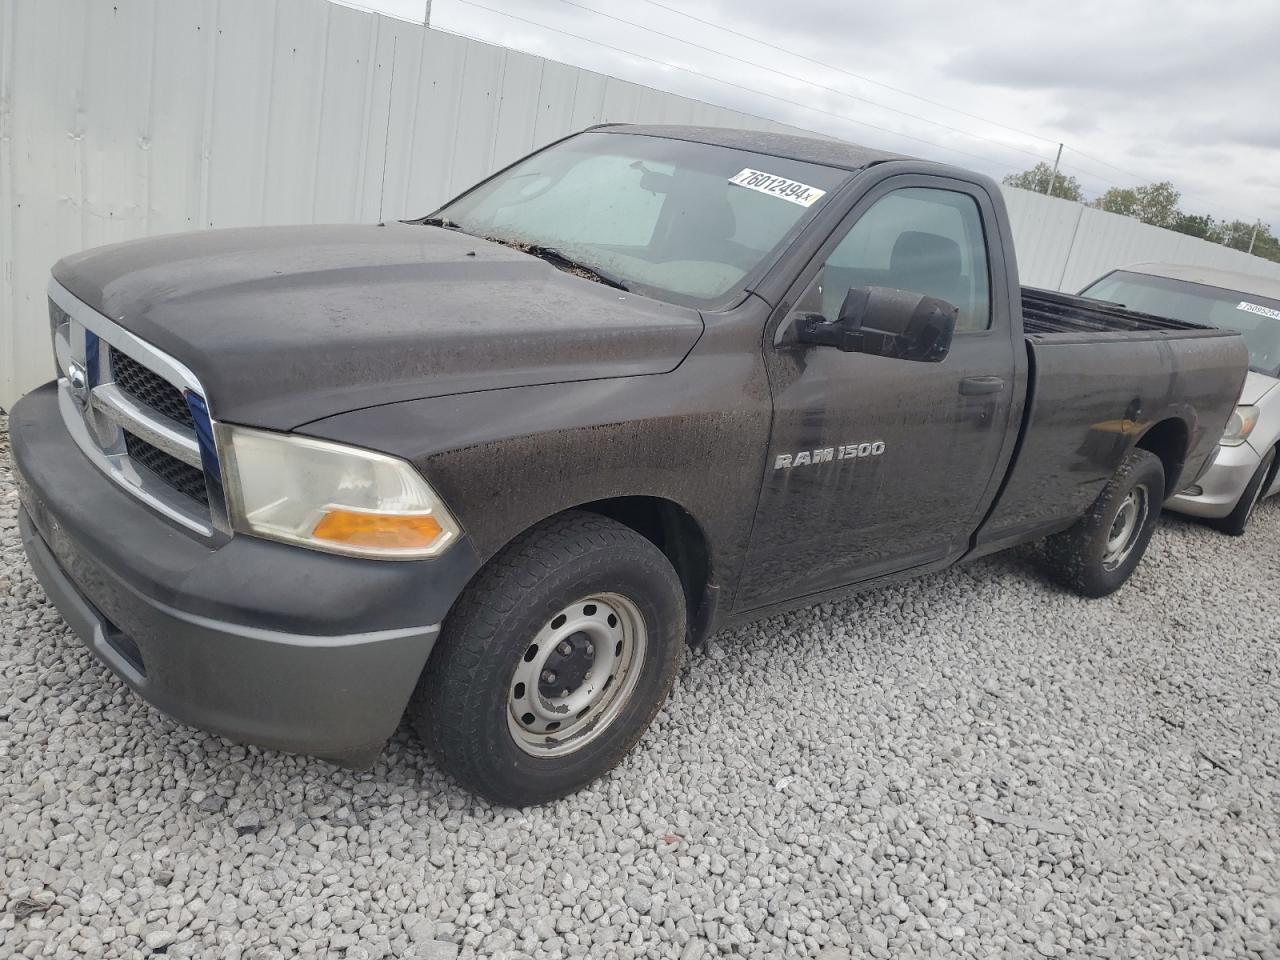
(1221, 405), (1260, 447)
(217, 425), (461, 559)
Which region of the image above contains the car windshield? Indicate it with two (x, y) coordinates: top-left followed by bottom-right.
(429, 131), (850, 307)
(1082, 270), (1280, 377)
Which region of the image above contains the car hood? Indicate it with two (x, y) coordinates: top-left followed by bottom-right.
(52, 223), (703, 430)
(1240, 370), (1279, 406)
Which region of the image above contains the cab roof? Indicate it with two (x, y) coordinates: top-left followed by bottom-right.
(598, 123), (908, 172)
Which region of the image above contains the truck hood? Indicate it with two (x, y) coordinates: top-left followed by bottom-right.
(1240, 370), (1278, 406)
(52, 223), (704, 430)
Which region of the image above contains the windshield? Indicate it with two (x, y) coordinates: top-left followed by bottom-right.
(431, 131), (850, 307)
(1082, 270), (1280, 377)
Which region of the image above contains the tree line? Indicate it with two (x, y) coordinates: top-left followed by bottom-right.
(1001, 163), (1279, 264)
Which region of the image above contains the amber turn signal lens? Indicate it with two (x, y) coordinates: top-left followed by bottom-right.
(311, 510), (444, 550)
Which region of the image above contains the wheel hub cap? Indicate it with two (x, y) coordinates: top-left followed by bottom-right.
(538, 631), (595, 697)
(1102, 485), (1149, 571)
(508, 594), (648, 758)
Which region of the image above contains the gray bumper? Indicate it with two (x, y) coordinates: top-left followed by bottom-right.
(1167, 441), (1262, 519)
(11, 383), (481, 766)
(19, 509), (437, 765)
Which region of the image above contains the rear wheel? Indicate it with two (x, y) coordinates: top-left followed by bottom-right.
(1043, 449), (1164, 598)
(1211, 447), (1275, 536)
(412, 511), (686, 806)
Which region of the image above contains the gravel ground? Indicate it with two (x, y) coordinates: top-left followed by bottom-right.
(2, 413), (1278, 960)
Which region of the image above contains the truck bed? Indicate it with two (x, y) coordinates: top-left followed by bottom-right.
(1021, 287), (1230, 340)
(975, 292), (1250, 556)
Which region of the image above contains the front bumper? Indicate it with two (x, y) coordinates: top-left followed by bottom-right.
(11, 383), (481, 765)
(1168, 440), (1262, 519)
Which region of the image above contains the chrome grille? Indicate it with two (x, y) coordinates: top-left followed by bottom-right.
(110, 351), (195, 429)
(123, 432), (211, 507)
(47, 279), (227, 539)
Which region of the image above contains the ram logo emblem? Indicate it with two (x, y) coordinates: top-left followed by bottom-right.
(775, 441), (885, 470)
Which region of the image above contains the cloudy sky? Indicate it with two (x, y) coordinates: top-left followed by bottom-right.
(347, 0), (1280, 228)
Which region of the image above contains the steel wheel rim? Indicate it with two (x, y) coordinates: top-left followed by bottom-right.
(507, 593), (647, 758)
(1102, 485), (1148, 571)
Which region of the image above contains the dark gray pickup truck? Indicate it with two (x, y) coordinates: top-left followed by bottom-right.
(12, 125), (1247, 805)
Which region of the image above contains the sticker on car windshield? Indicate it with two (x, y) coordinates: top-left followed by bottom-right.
(1238, 300), (1280, 321)
(728, 169), (826, 207)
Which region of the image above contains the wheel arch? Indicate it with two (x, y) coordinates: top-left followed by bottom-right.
(1246, 441), (1280, 508)
(575, 496), (715, 646)
(1134, 417), (1190, 498)
(449, 494), (719, 648)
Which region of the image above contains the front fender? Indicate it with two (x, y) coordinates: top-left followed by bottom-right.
(300, 355), (772, 615)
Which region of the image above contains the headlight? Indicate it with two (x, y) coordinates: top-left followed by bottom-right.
(218, 425), (461, 559)
(1221, 405), (1259, 447)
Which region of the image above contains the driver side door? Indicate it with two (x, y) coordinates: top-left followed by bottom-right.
(736, 175), (1018, 610)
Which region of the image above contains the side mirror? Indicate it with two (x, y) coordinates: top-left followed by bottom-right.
(796, 286), (957, 363)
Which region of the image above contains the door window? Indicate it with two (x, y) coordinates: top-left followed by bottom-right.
(798, 187), (992, 332)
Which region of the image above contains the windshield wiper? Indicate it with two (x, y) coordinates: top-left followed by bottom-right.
(521, 245), (630, 291)
(428, 227), (631, 291)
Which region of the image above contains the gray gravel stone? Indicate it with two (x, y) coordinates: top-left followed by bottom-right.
(230, 809), (261, 835)
(145, 929), (176, 950)
(624, 886), (654, 914)
(1, 412), (1278, 960)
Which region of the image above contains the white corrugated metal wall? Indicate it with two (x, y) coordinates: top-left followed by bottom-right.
(1004, 189), (1280, 292)
(3, 0), (1279, 409)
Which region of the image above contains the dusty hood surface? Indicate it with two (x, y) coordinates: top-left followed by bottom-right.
(52, 223), (704, 429)
(1239, 370), (1278, 406)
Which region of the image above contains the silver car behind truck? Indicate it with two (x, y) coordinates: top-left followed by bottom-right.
(1082, 263), (1280, 534)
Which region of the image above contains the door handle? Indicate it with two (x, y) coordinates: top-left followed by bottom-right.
(960, 376), (1006, 396)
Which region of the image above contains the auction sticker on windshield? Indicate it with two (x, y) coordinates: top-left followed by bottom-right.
(729, 169), (826, 207)
(1238, 301), (1280, 321)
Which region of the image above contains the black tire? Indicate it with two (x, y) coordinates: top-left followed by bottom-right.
(1211, 447), (1275, 537)
(411, 511), (687, 806)
(1042, 449), (1165, 598)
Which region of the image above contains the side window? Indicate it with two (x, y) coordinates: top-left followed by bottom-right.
(800, 187), (992, 332)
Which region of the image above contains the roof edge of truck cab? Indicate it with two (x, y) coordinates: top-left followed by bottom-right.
(594, 122), (911, 172)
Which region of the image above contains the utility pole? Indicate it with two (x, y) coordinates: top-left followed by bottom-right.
(1046, 143), (1063, 198)
(1248, 219), (1261, 255)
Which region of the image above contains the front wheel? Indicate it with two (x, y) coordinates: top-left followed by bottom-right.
(1042, 449), (1165, 598)
(1211, 447), (1275, 536)
(412, 511), (687, 806)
